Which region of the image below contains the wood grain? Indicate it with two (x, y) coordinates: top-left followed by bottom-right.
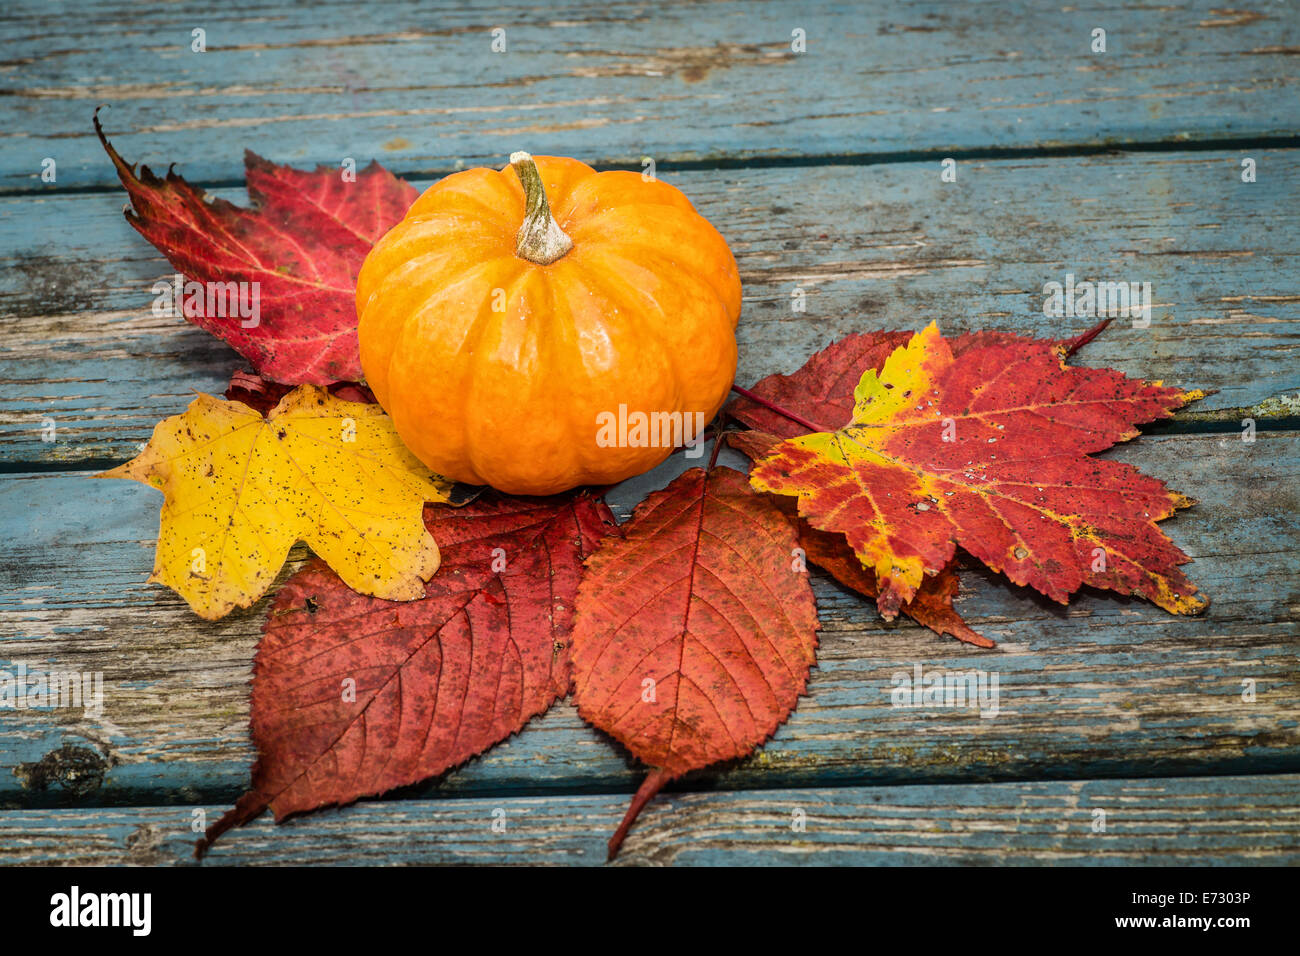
(2, 773), (1296, 865)
(1, 1), (1297, 189)
(3, 150), (1297, 467)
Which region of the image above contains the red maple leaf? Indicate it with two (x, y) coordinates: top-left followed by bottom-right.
(571, 467), (819, 859)
(96, 111), (416, 385)
(197, 491), (618, 856)
(726, 332), (977, 634)
(749, 323), (1208, 618)
(729, 427), (991, 647)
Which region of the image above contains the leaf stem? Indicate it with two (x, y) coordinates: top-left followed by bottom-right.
(1064, 316), (1114, 358)
(706, 420), (727, 471)
(510, 151), (573, 265)
(729, 384), (829, 433)
(608, 768), (670, 861)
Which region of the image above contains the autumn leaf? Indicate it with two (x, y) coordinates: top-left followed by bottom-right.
(97, 385), (454, 620)
(224, 368), (376, 415)
(571, 467), (819, 860)
(197, 492), (619, 855)
(798, 522), (990, 647)
(730, 428), (991, 647)
(95, 111), (416, 384)
(728, 326), (1117, 436)
(726, 327), (1130, 645)
(728, 331), (914, 437)
(750, 322), (1208, 619)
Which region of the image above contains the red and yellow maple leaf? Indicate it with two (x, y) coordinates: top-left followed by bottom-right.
(96, 112), (416, 385)
(571, 467), (819, 860)
(730, 428), (991, 647)
(197, 492), (618, 856)
(749, 322), (1208, 619)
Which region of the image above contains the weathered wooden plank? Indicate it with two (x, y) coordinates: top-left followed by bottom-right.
(3, 150), (1297, 466)
(2, 0), (1298, 189)
(2, 773), (1297, 865)
(2, 433), (1297, 807)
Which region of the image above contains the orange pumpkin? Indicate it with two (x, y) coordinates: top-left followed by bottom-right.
(355, 152), (741, 495)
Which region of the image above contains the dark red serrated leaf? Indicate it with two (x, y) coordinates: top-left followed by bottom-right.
(730, 428), (991, 647)
(96, 111), (416, 385)
(571, 467), (819, 860)
(223, 369), (376, 414)
(197, 491), (618, 856)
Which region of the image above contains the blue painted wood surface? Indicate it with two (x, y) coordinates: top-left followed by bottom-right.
(0, 0), (1296, 865)
(1, 1), (1298, 189)
(3, 433), (1297, 809)
(3, 774), (1298, 865)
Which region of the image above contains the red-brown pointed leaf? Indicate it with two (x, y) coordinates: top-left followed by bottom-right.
(96, 113), (416, 385)
(197, 491), (618, 855)
(223, 369), (376, 414)
(571, 467), (819, 859)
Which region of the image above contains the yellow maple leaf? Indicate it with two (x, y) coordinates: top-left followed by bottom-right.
(98, 385), (454, 620)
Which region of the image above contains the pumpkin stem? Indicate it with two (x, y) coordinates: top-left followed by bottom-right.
(510, 151), (573, 265)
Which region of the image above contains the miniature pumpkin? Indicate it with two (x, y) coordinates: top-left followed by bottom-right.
(355, 152), (741, 495)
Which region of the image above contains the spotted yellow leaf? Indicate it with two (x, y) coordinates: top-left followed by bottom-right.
(98, 385), (454, 620)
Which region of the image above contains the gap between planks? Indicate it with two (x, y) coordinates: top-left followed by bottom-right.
(5, 135), (1300, 200)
